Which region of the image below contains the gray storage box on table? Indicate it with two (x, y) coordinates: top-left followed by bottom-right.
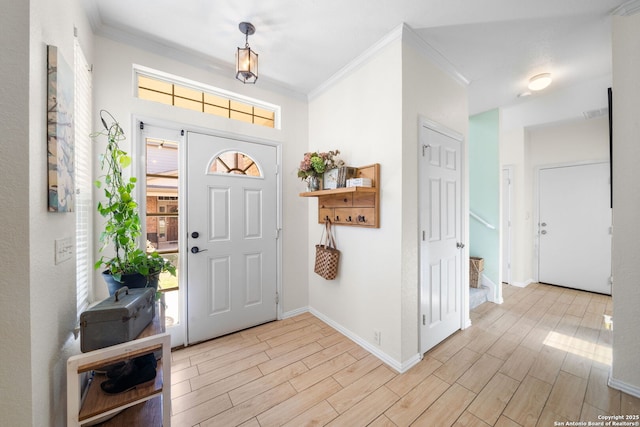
(80, 287), (155, 353)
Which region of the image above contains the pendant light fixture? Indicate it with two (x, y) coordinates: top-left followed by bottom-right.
(236, 22), (258, 84)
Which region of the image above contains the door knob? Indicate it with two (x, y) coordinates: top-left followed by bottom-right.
(541, 222), (547, 227)
(191, 231), (199, 238)
(191, 246), (207, 254)
(541, 230), (547, 235)
(456, 242), (465, 249)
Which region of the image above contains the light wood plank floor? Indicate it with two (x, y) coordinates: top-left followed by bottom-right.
(168, 283), (640, 426)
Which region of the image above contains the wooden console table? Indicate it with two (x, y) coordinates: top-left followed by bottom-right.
(67, 300), (171, 426)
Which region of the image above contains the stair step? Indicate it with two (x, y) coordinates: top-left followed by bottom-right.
(469, 286), (489, 309)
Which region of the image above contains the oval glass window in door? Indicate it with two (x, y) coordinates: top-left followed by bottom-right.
(208, 150), (261, 177)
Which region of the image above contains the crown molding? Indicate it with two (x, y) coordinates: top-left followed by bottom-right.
(612, 0), (640, 16)
(87, 8), (307, 102)
(308, 23), (468, 101)
(308, 23), (404, 100)
(401, 24), (470, 86)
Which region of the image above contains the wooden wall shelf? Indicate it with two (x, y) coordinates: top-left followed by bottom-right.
(300, 163), (380, 228)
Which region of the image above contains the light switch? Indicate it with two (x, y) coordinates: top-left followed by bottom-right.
(55, 237), (73, 264)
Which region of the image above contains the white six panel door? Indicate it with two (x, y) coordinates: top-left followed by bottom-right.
(187, 132), (278, 344)
(420, 122), (463, 354)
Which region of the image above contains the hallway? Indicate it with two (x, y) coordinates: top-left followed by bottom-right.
(163, 283), (638, 426)
(106, 283), (639, 426)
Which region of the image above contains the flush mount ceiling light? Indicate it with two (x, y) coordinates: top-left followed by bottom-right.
(528, 73), (552, 91)
(236, 22), (258, 84)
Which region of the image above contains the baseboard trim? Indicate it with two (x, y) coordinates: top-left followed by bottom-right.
(281, 306), (309, 319)
(400, 353), (423, 373)
(481, 274), (502, 304)
(608, 375), (640, 399)
(510, 279), (535, 288)
(282, 306), (422, 373)
(309, 307), (408, 373)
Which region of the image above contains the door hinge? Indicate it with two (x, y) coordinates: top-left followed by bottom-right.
(422, 230), (426, 241)
(422, 314), (426, 325)
(275, 292), (279, 304)
(422, 144), (431, 156)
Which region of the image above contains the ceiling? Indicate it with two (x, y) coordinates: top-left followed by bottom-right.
(83, 0), (632, 115)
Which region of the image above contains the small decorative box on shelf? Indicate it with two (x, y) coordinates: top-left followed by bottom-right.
(300, 163), (380, 228)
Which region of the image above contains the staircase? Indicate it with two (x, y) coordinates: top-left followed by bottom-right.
(469, 286), (490, 309)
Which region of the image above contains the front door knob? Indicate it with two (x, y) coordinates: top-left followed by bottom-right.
(191, 246), (207, 254)
(191, 231), (199, 238)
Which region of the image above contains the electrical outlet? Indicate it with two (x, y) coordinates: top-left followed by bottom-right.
(373, 329), (381, 346)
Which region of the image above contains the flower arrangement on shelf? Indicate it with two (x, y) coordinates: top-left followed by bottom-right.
(297, 150), (344, 191)
(297, 150), (343, 179)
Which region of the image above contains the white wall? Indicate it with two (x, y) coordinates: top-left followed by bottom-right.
(90, 36), (310, 315)
(499, 126), (532, 285)
(0, 2), (32, 426)
(308, 28), (468, 369)
(31, 2), (95, 425)
(527, 116), (609, 167)
(402, 39), (468, 362)
(611, 13), (640, 396)
(0, 0), (93, 425)
(308, 39), (405, 364)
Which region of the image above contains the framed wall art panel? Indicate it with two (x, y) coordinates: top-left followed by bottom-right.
(47, 44), (75, 212)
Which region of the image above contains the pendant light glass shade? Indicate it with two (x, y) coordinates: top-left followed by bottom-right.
(236, 22), (258, 84)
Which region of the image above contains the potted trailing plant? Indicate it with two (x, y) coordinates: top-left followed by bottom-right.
(93, 110), (176, 295)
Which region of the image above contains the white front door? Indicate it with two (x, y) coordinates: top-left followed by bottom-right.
(538, 163), (611, 295)
(186, 132), (278, 344)
(419, 120), (464, 354)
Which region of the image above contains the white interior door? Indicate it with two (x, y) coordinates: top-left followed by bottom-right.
(502, 167), (512, 284)
(187, 132), (278, 344)
(419, 120), (464, 354)
(538, 163), (611, 295)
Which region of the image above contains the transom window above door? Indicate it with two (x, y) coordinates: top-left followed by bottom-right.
(134, 66), (280, 129)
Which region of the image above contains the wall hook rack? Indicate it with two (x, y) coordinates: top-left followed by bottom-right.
(300, 163), (380, 228)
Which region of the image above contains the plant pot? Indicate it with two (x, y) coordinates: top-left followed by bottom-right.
(102, 271), (161, 296)
(307, 176), (321, 191)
